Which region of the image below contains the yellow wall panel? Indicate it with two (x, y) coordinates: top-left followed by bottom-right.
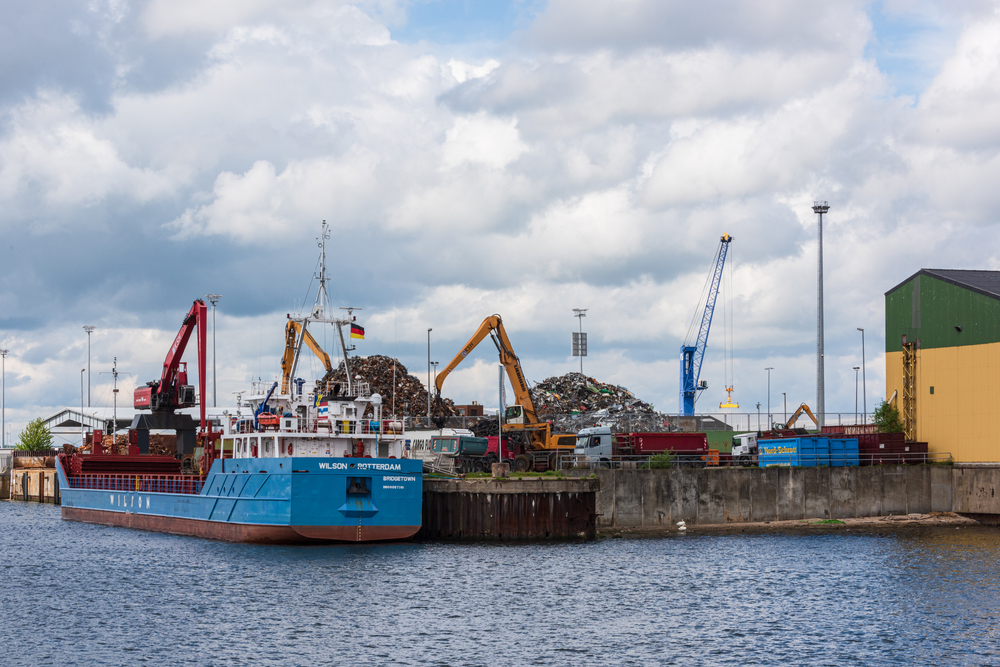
(885, 342), (1000, 462)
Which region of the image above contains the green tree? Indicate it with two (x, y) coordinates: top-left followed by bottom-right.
(15, 418), (54, 451)
(872, 399), (904, 434)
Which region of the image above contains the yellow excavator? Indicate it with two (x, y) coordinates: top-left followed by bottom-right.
(280, 320), (333, 395)
(435, 314), (577, 471)
(778, 403), (819, 431)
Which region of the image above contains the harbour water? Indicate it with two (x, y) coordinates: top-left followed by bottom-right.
(1, 501), (998, 666)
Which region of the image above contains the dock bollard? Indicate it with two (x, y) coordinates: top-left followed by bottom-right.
(492, 462), (510, 479)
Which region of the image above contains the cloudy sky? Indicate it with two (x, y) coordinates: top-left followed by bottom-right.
(1, 0), (997, 439)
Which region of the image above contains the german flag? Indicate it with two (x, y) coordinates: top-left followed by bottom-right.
(350, 323), (365, 339)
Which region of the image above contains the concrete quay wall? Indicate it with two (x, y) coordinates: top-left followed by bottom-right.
(951, 464), (1000, 523)
(580, 466), (956, 528)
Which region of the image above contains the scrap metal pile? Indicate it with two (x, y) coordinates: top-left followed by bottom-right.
(470, 372), (673, 435)
(324, 355), (455, 418)
(532, 372), (671, 432)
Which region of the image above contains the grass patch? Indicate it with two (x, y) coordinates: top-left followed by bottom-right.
(813, 519), (846, 525)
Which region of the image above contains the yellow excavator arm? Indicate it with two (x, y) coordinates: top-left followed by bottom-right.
(785, 403), (819, 430)
(280, 320), (333, 394)
(435, 314), (537, 425)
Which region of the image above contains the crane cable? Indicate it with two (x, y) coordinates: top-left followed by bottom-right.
(683, 242), (724, 348)
(723, 245), (735, 395)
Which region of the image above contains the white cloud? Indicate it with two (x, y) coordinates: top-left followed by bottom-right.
(442, 112), (527, 169)
(168, 152), (380, 242)
(0, 93), (181, 221)
(446, 58), (500, 84)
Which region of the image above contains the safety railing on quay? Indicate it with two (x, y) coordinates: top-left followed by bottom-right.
(556, 450), (954, 470)
(556, 453), (711, 470)
(397, 412), (877, 434)
(67, 474), (205, 494)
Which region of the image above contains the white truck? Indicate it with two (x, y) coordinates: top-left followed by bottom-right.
(731, 433), (758, 467)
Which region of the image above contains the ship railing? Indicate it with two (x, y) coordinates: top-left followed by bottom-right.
(67, 474), (205, 495)
(239, 415), (406, 436)
(303, 418), (402, 436)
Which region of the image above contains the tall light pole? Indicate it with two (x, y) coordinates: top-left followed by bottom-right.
(857, 327), (867, 424)
(81, 368), (86, 447)
(813, 201), (829, 427)
(782, 392), (787, 425)
(427, 328), (432, 424)
(853, 366), (860, 424)
(1, 349), (7, 448)
(206, 294), (222, 407)
(83, 325), (95, 407)
(572, 308), (588, 375)
(765, 367), (774, 429)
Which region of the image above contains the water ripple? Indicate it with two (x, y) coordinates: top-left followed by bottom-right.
(1, 503), (999, 666)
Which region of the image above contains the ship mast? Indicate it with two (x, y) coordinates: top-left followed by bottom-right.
(289, 221), (362, 396)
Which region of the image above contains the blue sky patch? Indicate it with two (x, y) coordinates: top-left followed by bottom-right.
(391, 0), (545, 45)
(865, 1), (959, 100)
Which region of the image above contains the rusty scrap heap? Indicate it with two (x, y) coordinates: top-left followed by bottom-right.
(530, 372), (671, 433)
(531, 372), (654, 415)
(324, 355), (455, 417)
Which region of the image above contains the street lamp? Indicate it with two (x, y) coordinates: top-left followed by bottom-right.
(765, 367), (774, 430)
(853, 366), (860, 424)
(427, 328), (432, 424)
(206, 294), (222, 407)
(857, 327), (867, 424)
(83, 326), (95, 407)
(1, 349), (7, 448)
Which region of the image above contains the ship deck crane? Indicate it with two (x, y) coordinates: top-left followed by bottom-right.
(680, 233), (733, 415)
(131, 299), (219, 465)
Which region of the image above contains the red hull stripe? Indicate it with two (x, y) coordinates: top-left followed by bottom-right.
(63, 507), (419, 544)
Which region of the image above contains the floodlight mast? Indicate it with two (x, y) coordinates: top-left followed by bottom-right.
(813, 201), (830, 428)
(83, 326), (95, 407)
(572, 309), (588, 374)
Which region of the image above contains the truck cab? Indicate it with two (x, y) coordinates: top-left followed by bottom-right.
(575, 425), (615, 461)
(732, 433), (758, 467)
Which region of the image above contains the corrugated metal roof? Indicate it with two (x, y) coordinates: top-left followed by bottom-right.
(886, 269), (1000, 300)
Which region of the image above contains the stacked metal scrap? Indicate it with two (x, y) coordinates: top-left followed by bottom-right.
(468, 372), (673, 435)
(531, 372), (656, 416)
(324, 355), (455, 417)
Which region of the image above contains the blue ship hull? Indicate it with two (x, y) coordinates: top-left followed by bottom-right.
(56, 456), (423, 543)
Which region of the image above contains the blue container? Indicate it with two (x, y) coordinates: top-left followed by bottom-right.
(758, 437), (830, 467)
(829, 438), (860, 467)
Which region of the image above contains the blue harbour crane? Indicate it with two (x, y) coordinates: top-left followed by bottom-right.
(680, 233), (733, 415)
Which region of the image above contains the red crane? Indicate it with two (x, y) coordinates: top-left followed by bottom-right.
(132, 299), (219, 469)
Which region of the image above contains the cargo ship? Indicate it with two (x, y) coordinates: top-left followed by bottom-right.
(56, 223), (423, 543)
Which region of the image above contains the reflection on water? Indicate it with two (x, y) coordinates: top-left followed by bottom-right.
(1, 502), (999, 666)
